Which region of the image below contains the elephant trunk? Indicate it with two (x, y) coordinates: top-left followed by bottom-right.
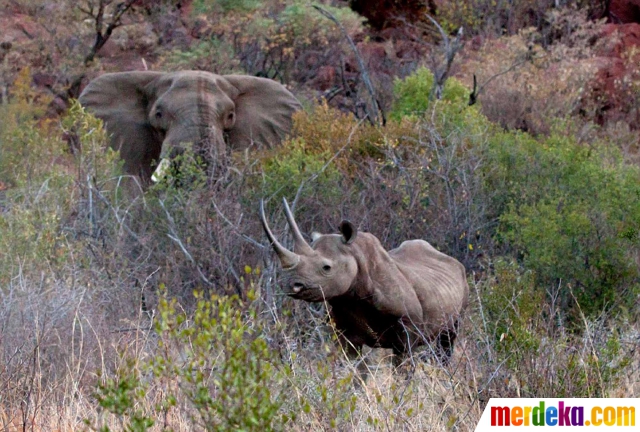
(153, 122), (226, 182)
(160, 123), (226, 160)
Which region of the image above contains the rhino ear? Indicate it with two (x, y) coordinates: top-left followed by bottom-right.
(222, 75), (302, 149)
(338, 220), (357, 245)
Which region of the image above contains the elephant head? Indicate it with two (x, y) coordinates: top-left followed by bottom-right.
(78, 71), (302, 181)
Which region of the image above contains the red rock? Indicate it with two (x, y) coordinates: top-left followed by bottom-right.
(586, 23), (640, 125)
(349, 0), (432, 30)
(600, 23), (640, 56)
(610, 0), (640, 24)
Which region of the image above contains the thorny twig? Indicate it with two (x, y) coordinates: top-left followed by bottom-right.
(210, 199), (264, 249)
(159, 199), (213, 287)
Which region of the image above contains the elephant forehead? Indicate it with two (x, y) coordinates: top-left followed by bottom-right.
(165, 72), (227, 93)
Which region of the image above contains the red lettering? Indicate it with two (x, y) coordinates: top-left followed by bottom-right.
(559, 401), (571, 426)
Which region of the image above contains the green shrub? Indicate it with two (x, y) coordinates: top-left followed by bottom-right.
(88, 362), (154, 432)
(258, 137), (342, 203)
(390, 67), (469, 120)
(481, 259), (545, 368)
(193, 0), (262, 13)
(489, 128), (640, 319)
(281, 1), (364, 41)
(161, 38), (242, 74)
(0, 94), (125, 283)
(173, 0), (364, 81)
(150, 289), (296, 431)
(434, 0), (558, 35)
(481, 259), (632, 398)
(389, 66), (639, 321)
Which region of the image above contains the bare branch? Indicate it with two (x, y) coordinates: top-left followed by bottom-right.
(312, 5), (384, 126)
(425, 15), (464, 101)
(469, 49), (533, 106)
(82, 0), (137, 66)
(210, 199), (265, 249)
(76, 4), (94, 17)
(425, 14), (450, 52)
(159, 199), (213, 287)
(469, 74), (478, 106)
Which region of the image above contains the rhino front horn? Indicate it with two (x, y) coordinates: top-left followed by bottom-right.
(259, 199), (300, 269)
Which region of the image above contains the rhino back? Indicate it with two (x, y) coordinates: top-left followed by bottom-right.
(389, 239), (469, 334)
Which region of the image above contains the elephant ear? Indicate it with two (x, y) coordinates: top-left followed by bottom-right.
(78, 71), (164, 176)
(222, 75), (302, 149)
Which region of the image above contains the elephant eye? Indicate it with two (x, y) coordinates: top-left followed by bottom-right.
(155, 109), (162, 119)
(223, 111), (235, 128)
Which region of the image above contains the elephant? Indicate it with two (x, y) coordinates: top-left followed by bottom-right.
(78, 71), (302, 182)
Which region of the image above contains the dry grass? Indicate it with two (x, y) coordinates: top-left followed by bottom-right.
(0, 265), (637, 431)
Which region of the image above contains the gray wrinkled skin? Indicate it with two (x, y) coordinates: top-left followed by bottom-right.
(79, 71), (302, 182)
(261, 199), (469, 367)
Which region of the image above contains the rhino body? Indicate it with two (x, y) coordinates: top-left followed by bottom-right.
(260, 199), (469, 364)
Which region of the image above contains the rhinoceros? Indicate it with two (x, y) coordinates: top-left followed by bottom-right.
(259, 198), (469, 367)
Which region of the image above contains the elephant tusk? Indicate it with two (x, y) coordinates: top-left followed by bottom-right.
(151, 158), (171, 183)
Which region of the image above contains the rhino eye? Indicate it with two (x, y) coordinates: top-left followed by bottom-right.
(322, 264), (332, 272)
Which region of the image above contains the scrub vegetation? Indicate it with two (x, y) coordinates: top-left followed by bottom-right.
(0, 0), (638, 430)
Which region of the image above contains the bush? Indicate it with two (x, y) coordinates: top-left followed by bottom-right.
(388, 65), (640, 321)
(459, 13), (603, 136)
(437, 0), (540, 34)
(89, 363), (154, 432)
(488, 128), (640, 319)
(85, 289), (296, 431)
(150, 289), (295, 431)
(0, 97), (132, 270)
(479, 259), (633, 398)
(161, 38), (242, 74)
(193, 0), (262, 13)
(163, 0), (365, 83)
(390, 67), (469, 120)
(257, 137), (343, 204)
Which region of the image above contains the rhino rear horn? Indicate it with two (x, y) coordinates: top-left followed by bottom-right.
(282, 197), (314, 255)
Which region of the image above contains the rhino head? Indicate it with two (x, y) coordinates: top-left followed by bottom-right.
(259, 198), (359, 302)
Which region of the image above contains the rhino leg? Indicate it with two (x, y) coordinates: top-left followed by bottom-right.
(392, 347), (406, 368)
(352, 346), (370, 383)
